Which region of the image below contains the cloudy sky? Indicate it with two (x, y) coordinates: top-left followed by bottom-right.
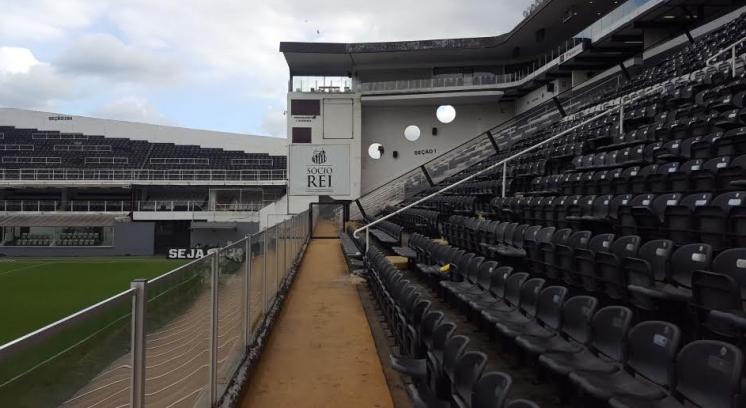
(0, 0), (525, 137)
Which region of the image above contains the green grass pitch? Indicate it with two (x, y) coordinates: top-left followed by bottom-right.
(0, 256), (188, 345)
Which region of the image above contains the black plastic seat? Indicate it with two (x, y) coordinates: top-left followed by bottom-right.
(570, 321), (681, 402)
(482, 277), (545, 326)
(696, 155), (731, 186)
(538, 306), (633, 377)
(694, 191), (746, 251)
(631, 194), (681, 241)
(717, 154), (746, 190)
(663, 193), (712, 246)
(526, 227), (555, 276)
(513, 295), (598, 357)
(628, 164), (659, 194)
(691, 248), (746, 339)
(539, 228), (572, 280)
(425, 321), (458, 373)
(467, 266), (514, 313)
(427, 335), (470, 400)
(556, 230), (591, 287)
(666, 159), (703, 193)
(597, 235), (641, 301)
(612, 167), (641, 194)
(649, 162), (679, 193)
(451, 260), (498, 305)
(478, 272), (529, 326)
(574, 233), (615, 292)
(470, 371), (512, 408)
(495, 285), (568, 340)
(450, 351), (488, 408)
(391, 311), (445, 377)
(609, 340), (743, 408)
(619, 194), (655, 236)
(625, 240), (674, 312)
(505, 400), (540, 408)
(624, 243), (712, 306)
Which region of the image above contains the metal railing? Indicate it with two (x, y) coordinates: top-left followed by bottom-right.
(353, 86), (663, 253)
(353, 73), (622, 218)
(0, 200), (266, 213)
(353, 11), (746, 219)
(707, 35), (746, 77)
(0, 210), (311, 407)
(357, 38), (584, 93)
(575, 0), (661, 42)
(0, 168), (287, 182)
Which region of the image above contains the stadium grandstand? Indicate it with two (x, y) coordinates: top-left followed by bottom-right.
(0, 109), (286, 256)
(3, 0), (746, 408)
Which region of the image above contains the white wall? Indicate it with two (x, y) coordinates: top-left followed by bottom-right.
(360, 101), (512, 193)
(0, 108), (287, 155)
(515, 78), (571, 115)
(258, 194), (317, 230)
(286, 92), (363, 200)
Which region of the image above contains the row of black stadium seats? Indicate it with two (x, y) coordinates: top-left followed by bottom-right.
(532, 155), (746, 196)
(364, 217), (404, 245)
(488, 191), (746, 250)
(0, 126), (286, 170)
(366, 248), (540, 408)
(415, 215), (746, 342)
(385, 233), (744, 407)
(387, 209), (441, 238)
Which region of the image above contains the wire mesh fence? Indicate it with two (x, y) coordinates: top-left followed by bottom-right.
(0, 210), (311, 408)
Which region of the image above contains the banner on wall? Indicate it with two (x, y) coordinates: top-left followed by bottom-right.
(288, 144), (350, 196)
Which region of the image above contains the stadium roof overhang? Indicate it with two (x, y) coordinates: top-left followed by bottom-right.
(361, 90), (504, 106)
(555, 0), (743, 74)
(280, 0), (626, 76)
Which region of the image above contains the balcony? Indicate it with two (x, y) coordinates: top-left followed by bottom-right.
(0, 168), (288, 187)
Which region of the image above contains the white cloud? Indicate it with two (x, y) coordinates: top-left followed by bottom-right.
(260, 106), (287, 138)
(93, 96), (175, 125)
(0, 47), (76, 110)
(0, 0), (107, 42)
(0, 47), (40, 75)
(56, 33), (181, 83)
(0, 0), (526, 132)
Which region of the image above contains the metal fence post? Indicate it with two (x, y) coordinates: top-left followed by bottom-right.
(263, 231), (268, 314)
(243, 236), (251, 347)
(501, 162), (507, 198)
(275, 226), (280, 291)
(619, 97), (625, 135)
(130, 279), (147, 408)
(284, 222), (289, 277)
(732, 46), (737, 77)
(208, 252), (219, 404)
(365, 228), (370, 258)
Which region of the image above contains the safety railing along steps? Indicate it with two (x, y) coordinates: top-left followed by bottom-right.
(354, 84), (665, 254)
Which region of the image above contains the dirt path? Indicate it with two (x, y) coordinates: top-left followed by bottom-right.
(240, 237), (394, 408)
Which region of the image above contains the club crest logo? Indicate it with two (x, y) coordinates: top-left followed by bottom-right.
(311, 148), (327, 164)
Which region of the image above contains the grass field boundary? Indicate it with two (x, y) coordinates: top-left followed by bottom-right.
(0, 262), (51, 278)
(0, 209), (314, 407)
(0, 311), (131, 388)
(0, 287), (134, 362)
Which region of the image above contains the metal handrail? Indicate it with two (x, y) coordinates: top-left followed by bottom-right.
(0, 288), (135, 362)
(353, 85), (663, 253)
(0, 168), (288, 182)
(706, 35), (746, 76)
